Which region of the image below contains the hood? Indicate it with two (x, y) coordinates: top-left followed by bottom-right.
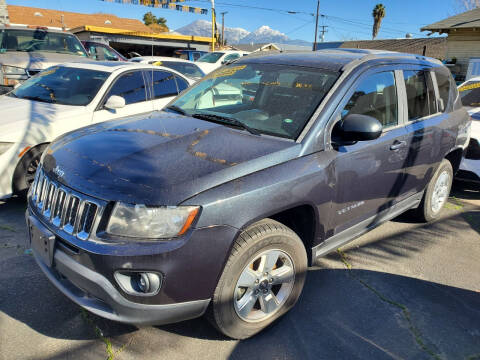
(0, 51), (89, 70)
(44, 111), (300, 205)
(0, 95), (88, 143)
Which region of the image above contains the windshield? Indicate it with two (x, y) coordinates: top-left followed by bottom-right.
(459, 81), (480, 107)
(197, 52), (224, 63)
(0, 29), (87, 56)
(152, 60), (204, 78)
(168, 63), (339, 139)
(8, 66), (109, 106)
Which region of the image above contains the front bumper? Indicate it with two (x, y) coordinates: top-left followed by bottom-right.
(26, 208), (238, 325)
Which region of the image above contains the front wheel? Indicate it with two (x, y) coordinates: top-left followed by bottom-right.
(12, 145), (47, 195)
(208, 219), (307, 339)
(416, 159), (453, 222)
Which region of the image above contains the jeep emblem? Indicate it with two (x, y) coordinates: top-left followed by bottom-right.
(53, 166), (65, 178)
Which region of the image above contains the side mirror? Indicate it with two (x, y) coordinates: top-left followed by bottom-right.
(334, 114), (382, 143)
(104, 95), (125, 110)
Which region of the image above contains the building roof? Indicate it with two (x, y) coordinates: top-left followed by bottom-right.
(315, 37), (447, 60)
(7, 5), (152, 33)
(421, 8), (480, 32)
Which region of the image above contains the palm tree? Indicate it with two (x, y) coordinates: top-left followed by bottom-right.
(372, 4), (386, 40)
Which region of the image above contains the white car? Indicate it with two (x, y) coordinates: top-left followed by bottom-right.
(457, 78), (480, 186)
(195, 50), (250, 74)
(129, 56), (205, 81)
(0, 61), (194, 199)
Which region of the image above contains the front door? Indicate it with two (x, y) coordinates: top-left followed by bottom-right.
(329, 69), (409, 235)
(92, 70), (153, 124)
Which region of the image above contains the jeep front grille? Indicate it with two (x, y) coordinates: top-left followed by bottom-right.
(30, 168), (103, 241)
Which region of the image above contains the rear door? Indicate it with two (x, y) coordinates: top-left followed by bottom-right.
(328, 67), (409, 235)
(91, 70), (153, 124)
(400, 67), (449, 197)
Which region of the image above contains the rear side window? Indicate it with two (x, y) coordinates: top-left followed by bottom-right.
(341, 71), (398, 128)
(151, 70), (178, 99)
(106, 71), (147, 105)
(434, 68), (452, 112)
(403, 70), (436, 120)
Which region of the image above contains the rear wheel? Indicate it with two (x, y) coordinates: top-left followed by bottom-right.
(13, 145), (47, 195)
(208, 219), (307, 339)
(416, 159), (453, 222)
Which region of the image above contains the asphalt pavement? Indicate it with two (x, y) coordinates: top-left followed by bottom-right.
(0, 185), (479, 360)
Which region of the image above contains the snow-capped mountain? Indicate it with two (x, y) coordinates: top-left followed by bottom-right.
(175, 20), (249, 44)
(175, 20), (310, 46)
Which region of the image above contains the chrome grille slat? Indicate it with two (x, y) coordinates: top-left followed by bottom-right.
(30, 169), (102, 241)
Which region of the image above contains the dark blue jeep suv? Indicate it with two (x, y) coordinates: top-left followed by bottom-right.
(26, 50), (471, 339)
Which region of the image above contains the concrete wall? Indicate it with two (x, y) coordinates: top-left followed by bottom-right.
(446, 29), (480, 78)
(0, 0), (9, 25)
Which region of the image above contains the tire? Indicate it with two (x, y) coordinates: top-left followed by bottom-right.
(208, 219), (308, 339)
(416, 159), (453, 222)
(12, 144), (47, 196)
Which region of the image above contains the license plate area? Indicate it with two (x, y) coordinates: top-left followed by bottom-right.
(28, 217), (56, 267)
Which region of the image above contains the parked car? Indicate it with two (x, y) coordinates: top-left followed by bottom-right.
(0, 25), (89, 94)
(456, 78), (480, 186)
(81, 41), (127, 62)
(26, 50), (469, 340)
(195, 50), (250, 74)
(173, 49), (207, 62)
(129, 56), (205, 81)
(0, 61), (194, 200)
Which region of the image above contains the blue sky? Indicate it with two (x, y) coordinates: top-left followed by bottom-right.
(7, 0), (459, 42)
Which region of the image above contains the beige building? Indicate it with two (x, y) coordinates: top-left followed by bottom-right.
(422, 8), (480, 80)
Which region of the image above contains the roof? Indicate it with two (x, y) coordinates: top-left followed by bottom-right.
(316, 38), (447, 60)
(421, 8), (480, 32)
(237, 49), (442, 72)
(130, 56), (194, 64)
(72, 25), (212, 43)
(7, 5), (151, 33)
(0, 24), (70, 34)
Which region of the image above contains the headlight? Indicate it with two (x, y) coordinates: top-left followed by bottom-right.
(2, 65), (27, 76)
(106, 203), (200, 239)
(0, 142), (14, 156)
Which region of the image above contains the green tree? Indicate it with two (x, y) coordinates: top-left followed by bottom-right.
(372, 4), (386, 40)
(143, 11), (157, 26)
(156, 17), (167, 26)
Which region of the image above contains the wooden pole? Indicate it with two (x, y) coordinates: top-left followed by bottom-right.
(211, 0), (215, 51)
(313, 0), (319, 51)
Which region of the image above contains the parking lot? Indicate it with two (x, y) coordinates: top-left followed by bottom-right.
(0, 185), (478, 360)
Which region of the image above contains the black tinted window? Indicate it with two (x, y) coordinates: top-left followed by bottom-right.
(404, 70), (436, 120)
(342, 71), (398, 128)
(434, 69), (452, 112)
(151, 71), (178, 99)
(107, 71), (146, 105)
(175, 76), (189, 92)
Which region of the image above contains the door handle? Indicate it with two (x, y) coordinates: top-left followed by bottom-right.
(390, 140), (407, 151)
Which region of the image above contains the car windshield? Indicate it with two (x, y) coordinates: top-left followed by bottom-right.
(0, 28), (87, 56)
(459, 80), (480, 107)
(8, 66), (109, 106)
(168, 63), (339, 139)
(197, 52), (224, 63)
(152, 60), (205, 78)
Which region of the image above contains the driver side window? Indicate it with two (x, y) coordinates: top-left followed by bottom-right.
(341, 71), (398, 129)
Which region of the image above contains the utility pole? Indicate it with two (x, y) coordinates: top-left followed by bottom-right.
(313, 0), (319, 51)
(221, 11), (228, 47)
(319, 25), (328, 42)
(210, 0), (215, 51)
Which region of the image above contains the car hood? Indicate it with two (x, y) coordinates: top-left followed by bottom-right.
(43, 111), (300, 205)
(0, 51), (88, 70)
(0, 95), (87, 142)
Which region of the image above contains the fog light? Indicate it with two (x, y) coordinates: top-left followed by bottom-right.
(114, 271), (162, 296)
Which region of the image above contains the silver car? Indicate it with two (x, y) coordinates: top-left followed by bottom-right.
(0, 25), (89, 94)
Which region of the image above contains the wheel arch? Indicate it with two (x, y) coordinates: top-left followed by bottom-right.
(12, 142), (50, 193)
(444, 147), (464, 174)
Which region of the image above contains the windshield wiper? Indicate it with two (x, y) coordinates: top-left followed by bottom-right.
(191, 113), (261, 136)
(21, 95), (54, 103)
(165, 105), (187, 115)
